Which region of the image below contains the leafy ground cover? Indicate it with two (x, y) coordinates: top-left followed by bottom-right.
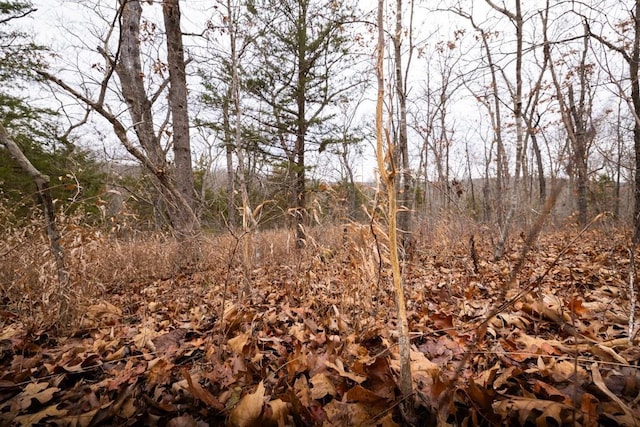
(0, 222), (639, 426)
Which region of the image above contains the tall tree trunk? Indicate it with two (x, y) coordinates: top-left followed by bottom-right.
(632, 0), (640, 243)
(530, 129), (546, 202)
(295, 0), (308, 248)
(488, 0), (523, 261)
(0, 123), (68, 318)
(163, 0), (193, 203)
(163, 0), (199, 236)
(341, 148), (358, 220)
(227, 0), (253, 296)
(393, 0), (412, 250)
(545, 11), (592, 228)
(222, 95), (236, 228)
(615, 99), (623, 220)
(116, 0), (198, 237)
(568, 86), (589, 227)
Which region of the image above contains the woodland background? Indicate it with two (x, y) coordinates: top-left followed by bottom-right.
(1, 0), (640, 425)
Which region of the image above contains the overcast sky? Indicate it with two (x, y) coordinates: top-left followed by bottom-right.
(21, 1), (629, 184)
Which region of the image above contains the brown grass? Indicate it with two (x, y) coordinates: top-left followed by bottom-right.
(0, 212), (631, 336)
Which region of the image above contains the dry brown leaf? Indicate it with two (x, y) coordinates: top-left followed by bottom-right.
(325, 358), (366, 383)
(581, 392), (599, 427)
(592, 343), (628, 364)
(57, 407), (100, 427)
(344, 384), (386, 404)
(228, 381), (266, 427)
(550, 360), (587, 383)
(13, 405), (67, 426)
(0, 325), (19, 340)
(410, 350), (440, 378)
(82, 302), (122, 327)
(133, 326), (157, 352)
(147, 357), (173, 387)
(310, 373), (337, 399)
(323, 400), (373, 426)
(152, 328), (187, 354)
(180, 367), (224, 411)
(493, 397), (572, 426)
(378, 411), (401, 427)
(166, 414), (198, 427)
(228, 332), (250, 355)
(288, 323), (306, 341)
(16, 383), (59, 409)
(489, 313), (530, 329)
(265, 399), (290, 426)
(590, 362), (637, 423)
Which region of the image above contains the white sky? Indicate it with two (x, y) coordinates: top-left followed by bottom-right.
(22, 0), (632, 184)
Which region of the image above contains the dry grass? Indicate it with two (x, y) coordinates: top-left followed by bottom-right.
(0, 212), (625, 335)
(3, 212), (639, 424)
(0, 216), (401, 332)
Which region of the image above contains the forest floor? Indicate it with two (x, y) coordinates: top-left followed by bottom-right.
(1, 220), (639, 426)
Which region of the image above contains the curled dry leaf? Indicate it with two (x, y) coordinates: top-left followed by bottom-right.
(228, 331), (251, 355)
(180, 367), (224, 411)
(591, 362), (637, 423)
(310, 373), (337, 399)
(493, 397), (573, 425)
(13, 405), (67, 426)
(325, 358), (366, 383)
(228, 381), (266, 427)
(133, 326), (157, 352)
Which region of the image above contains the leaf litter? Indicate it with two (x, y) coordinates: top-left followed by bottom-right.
(1, 227), (639, 425)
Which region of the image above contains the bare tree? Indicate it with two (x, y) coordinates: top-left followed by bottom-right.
(452, 5), (509, 225)
(392, 0), (414, 250)
(544, 15), (595, 227)
(40, 0), (199, 238)
(586, 0), (640, 242)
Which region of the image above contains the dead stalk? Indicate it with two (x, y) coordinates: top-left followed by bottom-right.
(375, 0), (413, 419)
(628, 247), (636, 342)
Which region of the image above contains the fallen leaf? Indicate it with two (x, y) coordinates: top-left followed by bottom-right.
(13, 405), (67, 426)
(325, 358), (366, 383)
(591, 362), (636, 423)
(16, 383), (59, 409)
(133, 326), (157, 351)
(265, 398), (290, 426)
(167, 414), (197, 427)
(310, 373), (337, 399)
(228, 381), (266, 427)
(180, 367), (224, 411)
(493, 397), (572, 426)
(228, 332), (250, 355)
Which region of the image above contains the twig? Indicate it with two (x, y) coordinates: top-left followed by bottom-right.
(628, 246), (636, 343)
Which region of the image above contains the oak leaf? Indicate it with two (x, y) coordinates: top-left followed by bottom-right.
(228, 381), (266, 427)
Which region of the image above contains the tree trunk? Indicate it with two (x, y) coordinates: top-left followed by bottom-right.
(163, 0), (199, 236)
(294, 0), (308, 248)
(393, 0), (412, 250)
(117, 0), (198, 237)
(632, 0), (640, 243)
(530, 130), (546, 203)
(222, 94), (236, 228)
(163, 0), (192, 201)
(227, 0), (253, 296)
(0, 123), (68, 317)
(488, 0), (523, 261)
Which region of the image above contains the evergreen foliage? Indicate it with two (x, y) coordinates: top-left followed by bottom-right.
(0, 1), (104, 225)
